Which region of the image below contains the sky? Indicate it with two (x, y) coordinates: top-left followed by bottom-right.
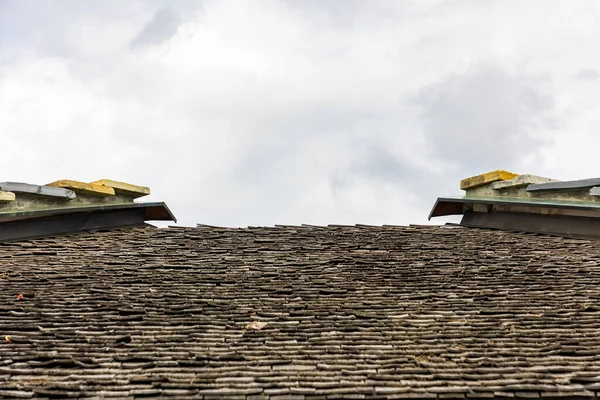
(1, 0), (600, 227)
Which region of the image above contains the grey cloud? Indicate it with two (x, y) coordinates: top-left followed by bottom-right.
(328, 67), (559, 212)
(328, 67), (559, 213)
(131, 4), (198, 48)
(415, 67), (555, 173)
(330, 143), (459, 217)
(1, 1), (142, 58)
(356, 147), (415, 184)
(0, 0), (198, 58)
(573, 68), (600, 81)
(283, 0), (359, 26)
(331, 145), (415, 188)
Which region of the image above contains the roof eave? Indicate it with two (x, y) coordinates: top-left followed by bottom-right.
(0, 202), (177, 242)
(429, 195), (600, 220)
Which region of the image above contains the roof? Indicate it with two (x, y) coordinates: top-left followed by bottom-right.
(0, 179), (175, 241)
(2, 224), (600, 399)
(430, 170), (600, 239)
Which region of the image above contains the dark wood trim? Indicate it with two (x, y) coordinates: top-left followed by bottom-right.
(0, 203), (175, 242)
(461, 210), (600, 239)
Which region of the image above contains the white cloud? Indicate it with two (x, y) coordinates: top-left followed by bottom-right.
(2, 0), (600, 227)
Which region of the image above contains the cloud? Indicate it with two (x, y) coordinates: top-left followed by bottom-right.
(2, 0), (600, 227)
(131, 3), (201, 48)
(573, 68), (600, 81)
(415, 67), (555, 173)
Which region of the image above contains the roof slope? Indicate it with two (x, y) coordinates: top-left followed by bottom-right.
(2, 225), (600, 399)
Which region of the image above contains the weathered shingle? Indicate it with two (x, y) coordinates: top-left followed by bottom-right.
(1, 225), (600, 399)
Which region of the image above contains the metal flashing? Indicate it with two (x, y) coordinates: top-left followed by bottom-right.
(0, 201), (176, 222)
(429, 195), (600, 220)
(0, 182), (76, 199)
(527, 177), (600, 192)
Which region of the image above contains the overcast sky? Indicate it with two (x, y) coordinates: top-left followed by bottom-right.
(1, 1), (599, 227)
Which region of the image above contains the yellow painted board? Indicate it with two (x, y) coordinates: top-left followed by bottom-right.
(46, 180), (115, 197)
(0, 190), (15, 203)
(91, 179), (150, 198)
(460, 170), (519, 190)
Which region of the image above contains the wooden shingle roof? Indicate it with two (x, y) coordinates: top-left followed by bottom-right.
(2, 224), (600, 399)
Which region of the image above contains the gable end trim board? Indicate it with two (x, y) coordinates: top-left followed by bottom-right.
(0, 202), (176, 242)
(461, 210), (600, 239)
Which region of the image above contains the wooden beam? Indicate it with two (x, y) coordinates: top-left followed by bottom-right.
(46, 180), (115, 197)
(91, 179), (150, 198)
(460, 170), (519, 190)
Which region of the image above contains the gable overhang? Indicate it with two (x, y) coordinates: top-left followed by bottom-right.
(0, 202), (176, 242)
(429, 196), (600, 239)
(429, 196), (600, 219)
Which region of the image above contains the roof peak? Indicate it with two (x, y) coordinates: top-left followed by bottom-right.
(431, 170), (600, 239)
(0, 179), (174, 242)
